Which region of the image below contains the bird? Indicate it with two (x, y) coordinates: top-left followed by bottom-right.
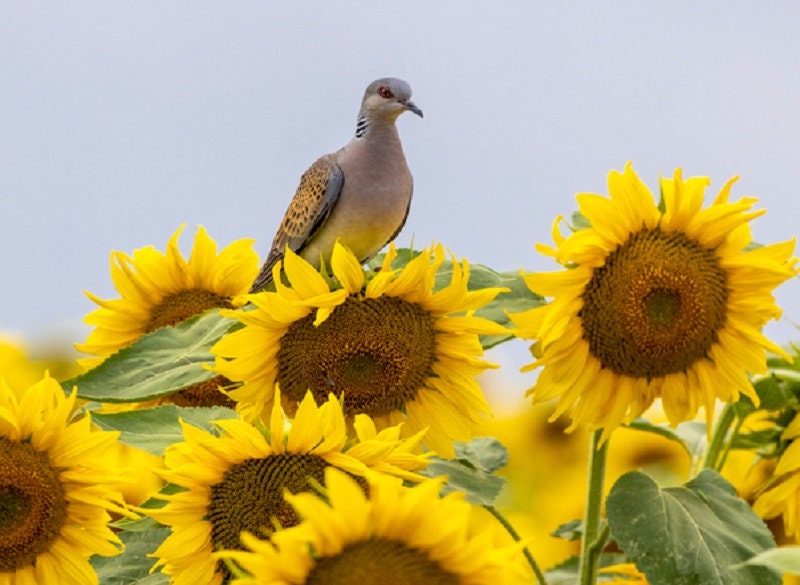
(249, 77), (423, 293)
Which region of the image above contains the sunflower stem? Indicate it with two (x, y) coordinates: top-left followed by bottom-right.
(579, 429), (608, 585)
(484, 505), (549, 585)
(703, 403), (737, 471)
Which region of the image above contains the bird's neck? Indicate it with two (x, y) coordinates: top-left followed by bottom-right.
(353, 112), (400, 140)
(355, 112), (370, 138)
(346, 113), (406, 170)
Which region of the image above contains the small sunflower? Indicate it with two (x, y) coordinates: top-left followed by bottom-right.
(753, 414), (800, 539)
(511, 163), (797, 438)
(0, 374), (130, 584)
(219, 467), (525, 585)
(213, 241), (508, 456)
(0, 339), (50, 396)
(147, 390), (429, 585)
(77, 224), (259, 407)
(0, 338), (81, 394)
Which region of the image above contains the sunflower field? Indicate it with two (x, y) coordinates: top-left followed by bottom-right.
(4, 165), (800, 584)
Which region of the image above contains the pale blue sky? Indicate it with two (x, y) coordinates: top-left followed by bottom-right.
(2, 2), (799, 376)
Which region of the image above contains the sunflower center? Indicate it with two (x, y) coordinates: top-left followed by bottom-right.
(643, 288), (682, 330)
(167, 375), (237, 408)
(0, 438), (68, 572)
(305, 538), (460, 585)
(145, 288), (233, 332)
(277, 296), (437, 417)
(578, 228), (728, 379)
(208, 453), (365, 553)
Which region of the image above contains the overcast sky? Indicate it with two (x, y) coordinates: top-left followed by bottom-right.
(2, 3), (799, 379)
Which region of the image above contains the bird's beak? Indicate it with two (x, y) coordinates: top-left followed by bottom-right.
(401, 99), (423, 118)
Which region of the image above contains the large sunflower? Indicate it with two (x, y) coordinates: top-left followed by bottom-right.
(511, 163), (797, 438)
(147, 389), (429, 585)
(0, 374), (130, 584)
(77, 224), (259, 407)
(212, 241), (508, 456)
(219, 467), (526, 585)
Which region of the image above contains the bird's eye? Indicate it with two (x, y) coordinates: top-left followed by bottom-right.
(378, 86), (394, 99)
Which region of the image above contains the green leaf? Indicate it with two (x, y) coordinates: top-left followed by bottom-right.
(544, 555), (582, 585)
(111, 514), (165, 533)
(762, 352), (800, 404)
(91, 404), (238, 455)
(627, 418), (707, 461)
(368, 246), (415, 270)
(91, 527), (170, 584)
(453, 436), (509, 472)
(63, 310), (235, 403)
(570, 210), (591, 230)
(551, 519), (584, 542)
(731, 427), (783, 452)
(742, 547), (800, 575)
(753, 371), (800, 411)
(474, 268), (545, 349)
(421, 437), (508, 505)
(607, 469), (780, 585)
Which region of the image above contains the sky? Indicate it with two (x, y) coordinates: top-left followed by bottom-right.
(2, 2), (800, 381)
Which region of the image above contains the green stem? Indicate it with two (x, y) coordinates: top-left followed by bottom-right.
(703, 403), (737, 471)
(719, 413), (746, 470)
(484, 505), (548, 585)
(578, 429), (609, 585)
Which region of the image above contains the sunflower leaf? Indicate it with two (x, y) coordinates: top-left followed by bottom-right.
(740, 547), (800, 575)
(730, 427), (784, 452)
(111, 514), (164, 532)
(63, 309), (235, 403)
(570, 210), (591, 231)
(453, 436), (509, 472)
(626, 418), (707, 462)
(607, 469), (780, 585)
(91, 404), (238, 455)
(551, 518), (584, 541)
(753, 370), (800, 411)
(421, 437), (508, 505)
(91, 526), (170, 584)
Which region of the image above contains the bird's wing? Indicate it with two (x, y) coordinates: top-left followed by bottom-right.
(250, 155), (344, 292)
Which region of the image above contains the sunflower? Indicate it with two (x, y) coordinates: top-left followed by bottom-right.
(753, 414), (800, 539)
(0, 374), (130, 584)
(147, 389), (429, 585)
(218, 466), (526, 585)
(212, 241), (508, 456)
(0, 338), (81, 394)
(511, 163), (797, 438)
(77, 224), (259, 407)
(0, 339), (50, 396)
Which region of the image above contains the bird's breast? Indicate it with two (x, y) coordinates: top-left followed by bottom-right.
(303, 139), (413, 266)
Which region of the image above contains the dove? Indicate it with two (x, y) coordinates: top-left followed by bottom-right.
(250, 77), (422, 292)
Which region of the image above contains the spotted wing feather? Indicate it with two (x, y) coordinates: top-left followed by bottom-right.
(250, 155), (344, 292)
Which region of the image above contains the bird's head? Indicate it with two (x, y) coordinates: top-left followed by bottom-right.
(361, 78), (423, 121)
